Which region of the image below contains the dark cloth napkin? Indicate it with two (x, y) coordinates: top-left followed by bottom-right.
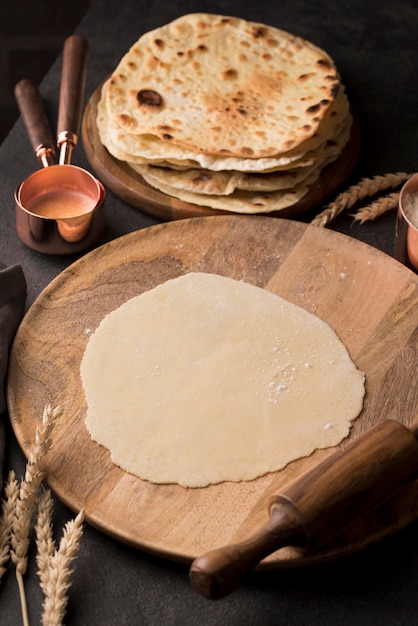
(0, 263), (27, 487)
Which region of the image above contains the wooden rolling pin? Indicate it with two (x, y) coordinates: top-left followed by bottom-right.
(189, 419), (418, 599)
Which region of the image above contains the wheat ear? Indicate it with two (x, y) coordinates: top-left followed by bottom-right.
(0, 470), (19, 582)
(40, 509), (85, 626)
(10, 404), (61, 626)
(35, 489), (55, 594)
(311, 172), (411, 227)
(351, 192), (400, 224)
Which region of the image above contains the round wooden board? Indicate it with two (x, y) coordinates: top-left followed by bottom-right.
(7, 216), (418, 568)
(81, 83), (360, 221)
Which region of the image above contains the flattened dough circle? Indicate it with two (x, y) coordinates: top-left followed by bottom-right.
(81, 272), (365, 488)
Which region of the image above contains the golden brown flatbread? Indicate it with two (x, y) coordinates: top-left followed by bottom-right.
(98, 78), (350, 172)
(136, 164), (318, 212)
(105, 13), (340, 158)
(96, 14), (353, 213)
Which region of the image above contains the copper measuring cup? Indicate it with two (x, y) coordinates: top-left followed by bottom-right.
(395, 172), (418, 272)
(14, 36), (105, 254)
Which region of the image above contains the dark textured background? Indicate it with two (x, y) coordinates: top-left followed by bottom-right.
(0, 0), (90, 142)
(1, 1), (418, 624)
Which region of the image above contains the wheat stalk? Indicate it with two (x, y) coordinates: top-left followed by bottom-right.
(39, 509), (85, 626)
(35, 489), (55, 594)
(10, 404), (61, 626)
(0, 470), (19, 581)
(311, 172), (411, 227)
(351, 191), (400, 224)
(1, 404), (84, 624)
(11, 405), (59, 573)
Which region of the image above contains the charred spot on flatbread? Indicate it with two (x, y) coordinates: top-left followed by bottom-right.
(136, 90), (163, 107)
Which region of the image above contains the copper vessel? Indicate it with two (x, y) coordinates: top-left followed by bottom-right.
(14, 36), (105, 254)
(395, 173), (418, 272)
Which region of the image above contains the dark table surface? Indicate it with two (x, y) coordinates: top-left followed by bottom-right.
(1, 0), (418, 624)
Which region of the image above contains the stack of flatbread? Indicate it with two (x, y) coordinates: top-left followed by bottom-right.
(97, 13), (353, 214)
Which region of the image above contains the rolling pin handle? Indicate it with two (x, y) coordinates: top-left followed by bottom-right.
(189, 499), (307, 600)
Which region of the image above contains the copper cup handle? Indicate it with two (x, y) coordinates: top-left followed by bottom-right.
(57, 35), (88, 164)
(14, 79), (56, 168)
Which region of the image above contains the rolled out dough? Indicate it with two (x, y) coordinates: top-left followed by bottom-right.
(81, 272), (365, 488)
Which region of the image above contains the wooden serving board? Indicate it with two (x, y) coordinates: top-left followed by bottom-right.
(81, 84), (360, 221)
(7, 216), (418, 568)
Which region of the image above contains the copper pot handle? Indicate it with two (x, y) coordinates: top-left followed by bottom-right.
(14, 79), (56, 167)
(57, 34), (88, 164)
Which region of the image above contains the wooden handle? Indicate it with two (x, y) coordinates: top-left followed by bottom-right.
(57, 35), (88, 162)
(189, 420), (418, 599)
(189, 499), (306, 599)
(14, 79), (56, 167)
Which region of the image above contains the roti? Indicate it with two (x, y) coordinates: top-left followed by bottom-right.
(128, 161), (318, 195)
(130, 116), (350, 205)
(105, 13), (340, 158)
(98, 76), (350, 171)
(135, 164), (318, 212)
(96, 15), (353, 212)
(80, 272), (365, 488)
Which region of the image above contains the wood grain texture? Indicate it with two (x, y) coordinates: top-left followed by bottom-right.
(7, 215), (418, 567)
(81, 83), (361, 221)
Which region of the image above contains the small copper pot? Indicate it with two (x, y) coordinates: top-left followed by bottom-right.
(395, 173), (418, 273)
(14, 36), (105, 255)
(15, 165), (105, 254)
